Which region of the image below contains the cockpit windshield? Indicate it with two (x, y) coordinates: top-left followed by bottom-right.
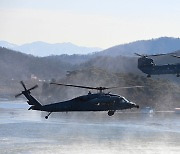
(121, 97), (129, 103)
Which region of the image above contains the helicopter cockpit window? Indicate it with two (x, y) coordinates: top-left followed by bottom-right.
(144, 58), (155, 66)
(139, 57), (155, 67)
(120, 97), (129, 103)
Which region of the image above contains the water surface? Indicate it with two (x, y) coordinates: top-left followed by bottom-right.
(0, 101), (180, 154)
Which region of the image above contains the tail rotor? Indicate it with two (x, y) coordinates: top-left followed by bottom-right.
(15, 81), (38, 98)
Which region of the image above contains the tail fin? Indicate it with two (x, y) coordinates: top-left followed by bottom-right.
(15, 81), (42, 110)
(24, 91), (42, 107)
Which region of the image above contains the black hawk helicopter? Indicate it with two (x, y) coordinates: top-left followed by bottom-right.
(135, 53), (180, 77)
(15, 81), (141, 119)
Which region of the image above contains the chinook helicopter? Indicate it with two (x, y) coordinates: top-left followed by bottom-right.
(135, 53), (180, 77)
(15, 81), (141, 119)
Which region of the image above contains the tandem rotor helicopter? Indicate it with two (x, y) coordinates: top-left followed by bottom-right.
(135, 52), (180, 77)
(15, 81), (141, 119)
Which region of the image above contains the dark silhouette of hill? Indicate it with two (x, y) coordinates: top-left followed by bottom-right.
(47, 54), (95, 65)
(0, 47), (75, 81)
(80, 55), (140, 74)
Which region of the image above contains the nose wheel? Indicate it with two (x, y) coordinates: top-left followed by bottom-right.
(45, 112), (52, 119)
(108, 110), (115, 116)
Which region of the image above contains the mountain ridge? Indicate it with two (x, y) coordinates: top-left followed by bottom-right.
(0, 41), (102, 57)
(97, 37), (180, 57)
(1, 37), (180, 57)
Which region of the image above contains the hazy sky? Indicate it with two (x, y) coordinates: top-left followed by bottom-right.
(0, 0), (180, 49)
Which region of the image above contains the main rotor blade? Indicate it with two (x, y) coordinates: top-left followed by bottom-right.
(134, 53), (143, 56)
(106, 85), (144, 90)
(118, 85), (144, 89)
(28, 85), (38, 91)
(50, 82), (97, 90)
(20, 81), (27, 91)
(50, 82), (144, 91)
(149, 53), (168, 57)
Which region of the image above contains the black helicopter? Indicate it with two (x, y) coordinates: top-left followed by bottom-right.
(15, 81), (141, 119)
(135, 53), (180, 77)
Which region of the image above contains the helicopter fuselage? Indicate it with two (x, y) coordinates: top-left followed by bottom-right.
(17, 81), (140, 119)
(32, 93), (138, 112)
(138, 57), (180, 77)
(139, 63), (180, 75)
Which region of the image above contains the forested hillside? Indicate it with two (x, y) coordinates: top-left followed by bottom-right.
(98, 37), (180, 56)
(0, 47), (75, 81)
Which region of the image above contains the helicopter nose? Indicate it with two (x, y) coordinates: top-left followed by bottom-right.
(130, 102), (139, 108)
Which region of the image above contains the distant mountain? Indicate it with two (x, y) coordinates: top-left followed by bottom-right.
(0, 41), (17, 49)
(1, 37), (180, 57)
(0, 41), (102, 57)
(0, 47), (76, 81)
(98, 37), (180, 56)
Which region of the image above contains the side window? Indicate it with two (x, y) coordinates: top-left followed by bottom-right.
(121, 99), (126, 103)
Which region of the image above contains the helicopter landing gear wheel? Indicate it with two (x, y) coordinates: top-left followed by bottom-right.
(147, 74), (151, 78)
(45, 112), (52, 119)
(108, 110), (115, 116)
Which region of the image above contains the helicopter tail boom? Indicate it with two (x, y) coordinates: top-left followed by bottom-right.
(25, 93), (42, 110)
(22, 89), (42, 111)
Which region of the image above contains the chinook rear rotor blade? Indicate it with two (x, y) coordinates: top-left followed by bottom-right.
(171, 55), (180, 58)
(135, 53), (171, 57)
(149, 53), (168, 56)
